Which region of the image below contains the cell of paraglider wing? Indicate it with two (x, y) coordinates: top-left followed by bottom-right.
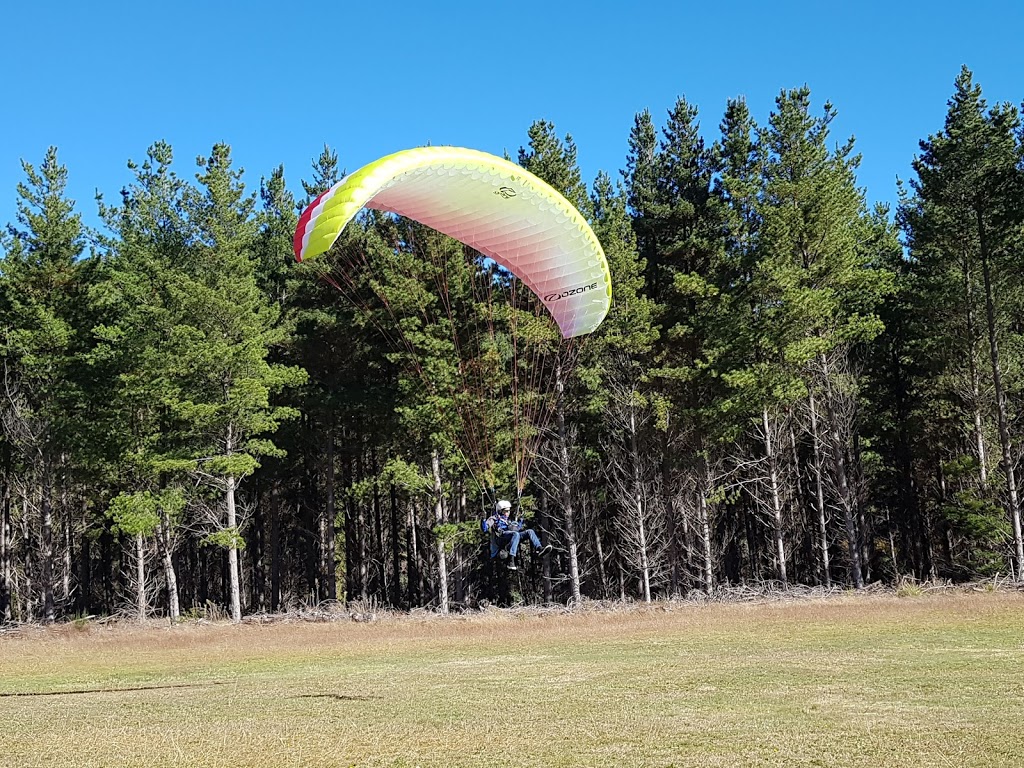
(293, 146), (611, 339)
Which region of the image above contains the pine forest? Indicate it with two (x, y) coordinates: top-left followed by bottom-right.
(4, 66), (1024, 624)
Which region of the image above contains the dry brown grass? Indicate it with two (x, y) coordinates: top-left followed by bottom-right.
(2, 591), (1023, 767)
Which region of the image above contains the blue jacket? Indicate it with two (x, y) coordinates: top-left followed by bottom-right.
(482, 514), (521, 533)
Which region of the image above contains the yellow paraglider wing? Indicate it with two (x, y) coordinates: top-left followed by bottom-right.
(294, 146), (611, 339)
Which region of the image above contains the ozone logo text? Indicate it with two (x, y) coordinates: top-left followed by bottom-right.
(544, 283), (599, 302)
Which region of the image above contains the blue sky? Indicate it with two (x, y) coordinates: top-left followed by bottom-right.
(2, 1), (1022, 235)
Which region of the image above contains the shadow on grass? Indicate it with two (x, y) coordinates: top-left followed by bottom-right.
(293, 693), (380, 702)
(0, 681), (228, 697)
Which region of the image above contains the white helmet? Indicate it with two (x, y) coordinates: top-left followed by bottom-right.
(495, 500), (512, 514)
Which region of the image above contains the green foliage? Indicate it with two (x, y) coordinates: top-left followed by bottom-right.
(895, 66), (1024, 577)
(204, 527), (246, 551)
(106, 488), (183, 537)
(942, 493), (1008, 542)
(895, 581), (924, 597)
(106, 493), (159, 537)
(204, 454), (260, 479)
(518, 121), (591, 218)
(381, 457), (433, 494)
(167, 144), (307, 483)
(0, 146), (88, 451)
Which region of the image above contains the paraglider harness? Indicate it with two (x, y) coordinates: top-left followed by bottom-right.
(481, 492), (524, 561)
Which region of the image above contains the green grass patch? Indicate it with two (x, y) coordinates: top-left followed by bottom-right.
(2, 593), (1023, 767)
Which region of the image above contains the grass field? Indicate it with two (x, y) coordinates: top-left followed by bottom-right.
(2, 592), (1023, 768)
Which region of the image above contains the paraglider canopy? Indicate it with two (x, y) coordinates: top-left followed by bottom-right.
(293, 146), (611, 339)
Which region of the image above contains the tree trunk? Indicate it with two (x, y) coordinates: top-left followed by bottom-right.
(225, 473), (241, 622)
(135, 532), (146, 622)
(555, 362), (582, 603)
(664, 482), (680, 596)
(251, 480), (265, 613)
(324, 435), (337, 601)
(977, 210), (1024, 578)
(539, 491), (553, 603)
(885, 508), (899, 576)
(807, 392), (832, 587)
(344, 453), (356, 602)
(454, 483), (466, 605)
(158, 509), (180, 621)
(406, 501), (420, 607)
(99, 516), (112, 614)
(357, 452), (368, 603)
(372, 450), (385, 601)
(0, 471), (9, 622)
(762, 407), (789, 588)
(77, 501), (90, 616)
(662, 437), (681, 596)
(22, 496), (33, 621)
(819, 355), (864, 589)
(636, 514), (651, 603)
(270, 483), (281, 611)
(41, 469), (55, 623)
(962, 244), (989, 486)
(920, 481), (938, 581)
(856, 438), (872, 583)
(431, 450), (449, 614)
(698, 461), (714, 594)
(593, 525), (607, 599)
(62, 488), (72, 606)
(389, 483), (401, 606)
(628, 408), (651, 603)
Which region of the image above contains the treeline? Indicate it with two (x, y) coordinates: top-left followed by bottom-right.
(1, 67), (1022, 623)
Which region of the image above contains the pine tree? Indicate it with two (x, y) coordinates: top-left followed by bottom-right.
(0, 147), (86, 622)
(901, 68), (1024, 578)
(747, 87), (895, 587)
(518, 121), (590, 218)
(589, 171), (661, 599)
(623, 110), (662, 300)
(173, 144), (306, 620)
(91, 141), (200, 620)
(624, 96), (725, 593)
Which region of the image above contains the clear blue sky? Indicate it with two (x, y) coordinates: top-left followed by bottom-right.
(2, 1), (1021, 235)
